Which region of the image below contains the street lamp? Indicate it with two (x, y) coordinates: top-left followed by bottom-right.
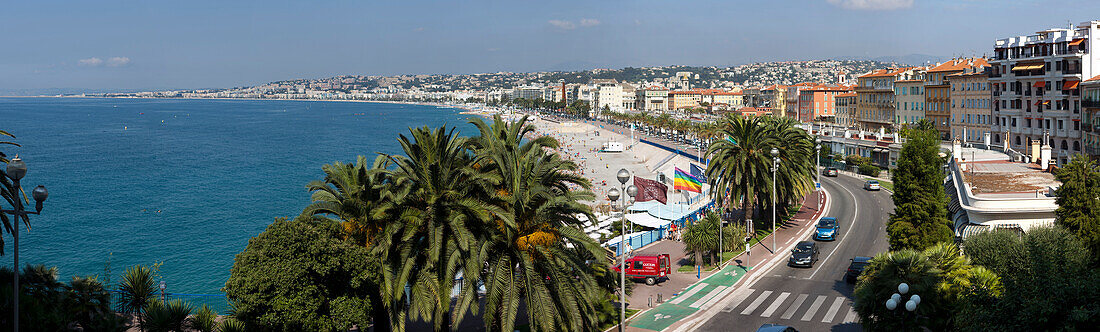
(616, 168), (631, 210)
(159, 280), (167, 303)
(771, 148), (779, 252)
(607, 188), (625, 332)
(1, 156), (49, 332)
(815, 141), (822, 186)
(885, 282), (921, 327)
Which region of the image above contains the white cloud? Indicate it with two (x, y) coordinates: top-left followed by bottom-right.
(78, 57), (104, 66)
(548, 20), (575, 30)
(579, 18), (600, 27)
(826, 0), (914, 10)
(413, 27), (426, 32)
(106, 57), (131, 67)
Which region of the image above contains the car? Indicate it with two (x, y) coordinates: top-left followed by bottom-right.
(824, 167), (839, 177)
(611, 254), (672, 285)
(813, 217), (839, 241)
(788, 241), (819, 268)
(864, 179), (881, 191)
(756, 323), (798, 332)
(846, 256), (873, 283)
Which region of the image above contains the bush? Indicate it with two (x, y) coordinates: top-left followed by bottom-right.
(845, 154), (870, 167)
(223, 217), (378, 331)
(0, 265), (126, 331)
(858, 164), (881, 177)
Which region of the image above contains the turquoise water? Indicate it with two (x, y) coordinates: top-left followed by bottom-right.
(0, 97), (471, 309)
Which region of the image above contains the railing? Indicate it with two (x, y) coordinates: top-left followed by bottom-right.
(608, 201), (716, 256)
(1082, 99), (1100, 108)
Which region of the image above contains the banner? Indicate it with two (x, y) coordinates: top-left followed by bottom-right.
(634, 176), (667, 204)
(689, 164), (707, 182)
(674, 167), (703, 193)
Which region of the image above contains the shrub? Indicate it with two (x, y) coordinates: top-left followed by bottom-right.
(858, 163), (881, 177)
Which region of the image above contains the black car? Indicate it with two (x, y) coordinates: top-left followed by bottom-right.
(788, 241), (819, 268)
(846, 256), (873, 283)
(824, 167), (839, 177)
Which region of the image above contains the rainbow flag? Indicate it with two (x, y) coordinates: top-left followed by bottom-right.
(674, 167), (702, 193)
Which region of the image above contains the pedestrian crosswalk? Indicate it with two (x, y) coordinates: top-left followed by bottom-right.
(723, 289), (860, 324)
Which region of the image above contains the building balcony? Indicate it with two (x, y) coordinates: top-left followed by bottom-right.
(1083, 99), (1100, 108)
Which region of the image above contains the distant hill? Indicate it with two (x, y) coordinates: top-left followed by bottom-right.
(835, 54), (952, 66)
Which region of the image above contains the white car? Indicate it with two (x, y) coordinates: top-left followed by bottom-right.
(864, 180), (881, 191)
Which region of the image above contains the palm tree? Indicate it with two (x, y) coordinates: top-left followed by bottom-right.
(1, 129), (23, 255)
(373, 126), (506, 332)
(141, 299), (193, 332)
(706, 115), (776, 235)
(298, 154), (394, 330)
(468, 115), (608, 332)
(117, 265), (158, 329)
(682, 212), (745, 266)
(190, 304), (218, 332)
(66, 275), (113, 330)
(764, 117), (815, 214)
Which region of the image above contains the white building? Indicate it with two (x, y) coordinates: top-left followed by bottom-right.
(990, 21), (1100, 166)
(592, 79), (624, 113)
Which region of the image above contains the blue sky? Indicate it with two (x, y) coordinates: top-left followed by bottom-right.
(2, 0), (1099, 92)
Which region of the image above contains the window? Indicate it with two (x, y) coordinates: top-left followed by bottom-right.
(633, 261), (643, 269)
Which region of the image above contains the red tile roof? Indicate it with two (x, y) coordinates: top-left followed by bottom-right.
(928, 58), (989, 73)
(1084, 74), (1100, 82)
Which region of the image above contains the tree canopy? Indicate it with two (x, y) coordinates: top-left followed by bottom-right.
(1054, 154), (1100, 262)
(887, 119), (951, 250)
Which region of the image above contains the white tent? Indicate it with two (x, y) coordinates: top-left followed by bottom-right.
(625, 213), (672, 229)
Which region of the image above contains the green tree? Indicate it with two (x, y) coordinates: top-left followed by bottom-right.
(141, 299), (193, 332)
(374, 126), (505, 331)
(887, 119), (951, 250)
(681, 211), (746, 266)
(223, 217), (376, 331)
(959, 226), (1100, 330)
(1054, 154), (1100, 261)
(853, 243), (1000, 331)
(190, 304), (218, 332)
(0, 265), (125, 331)
(298, 154), (394, 330)
(468, 115), (609, 332)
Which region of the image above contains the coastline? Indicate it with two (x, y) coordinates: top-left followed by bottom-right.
(0, 95), (484, 113)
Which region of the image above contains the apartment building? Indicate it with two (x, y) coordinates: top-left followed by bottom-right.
(668, 89), (743, 111)
(857, 68), (918, 131)
(636, 86), (669, 113)
(894, 69), (926, 126)
(1083, 75), (1100, 156)
(926, 58), (990, 139)
(949, 65), (994, 144)
(834, 92), (858, 128)
(621, 83), (637, 111)
(761, 84), (787, 117)
(798, 85), (853, 123)
(592, 79), (623, 113)
(990, 21), (1100, 166)
(785, 83), (818, 119)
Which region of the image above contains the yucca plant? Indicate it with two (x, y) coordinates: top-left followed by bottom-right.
(141, 298), (193, 332)
(219, 317), (247, 332)
(117, 265), (158, 327)
(191, 304), (218, 332)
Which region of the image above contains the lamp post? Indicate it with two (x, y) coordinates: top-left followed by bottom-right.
(608, 188), (624, 332)
(884, 282), (921, 329)
(771, 148), (779, 252)
(1, 156), (50, 332)
(815, 141), (822, 186)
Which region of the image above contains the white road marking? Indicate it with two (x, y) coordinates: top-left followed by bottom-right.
(821, 297), (846, 323)
(668, 283), (708, 304)
(786, 237), (795, 245)
(843, 305), (860, 323)
(800, 295), (828, 321)
(720, 288), (756, 312)
(759, 292), (791, 317)
(808, 178), (862, 280)
(740, 290), (773, 315)
(700, 286), (734, 309)
(780, 293), (809, 320)
(689, 286), (727, 308)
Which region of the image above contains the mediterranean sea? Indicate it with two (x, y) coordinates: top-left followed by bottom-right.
(0, 97), (472, 309)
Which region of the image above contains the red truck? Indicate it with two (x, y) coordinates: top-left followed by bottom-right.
(612, 254), (672, 285)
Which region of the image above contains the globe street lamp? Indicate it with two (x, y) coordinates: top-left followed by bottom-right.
(770, 148), (779, 252)
(1, 156), (49, 332)
(607, 188), (625, 332)
(885, 282), (921, 328)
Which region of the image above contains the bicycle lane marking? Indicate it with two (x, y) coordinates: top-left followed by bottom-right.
(628, 265), (751, 331)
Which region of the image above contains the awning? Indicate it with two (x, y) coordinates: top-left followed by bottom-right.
(1034, 81), (1046, 88)
(625, 213), (672, 228)
(1012, 63), (1045, 71)
(960, 223), (990, 239)
(1064, 80), (1080, 90)
(1069, 38), (1085, 46)
(1035, 100), (1043, 106)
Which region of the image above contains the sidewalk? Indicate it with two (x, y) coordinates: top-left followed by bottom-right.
(623, 190), (828, 332)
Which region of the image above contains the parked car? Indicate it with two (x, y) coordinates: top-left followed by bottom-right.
(824, 167), (839, 177)
(788, 241), (819, 268)
(846, 256), (873, 283)
(814, 217), (839, 241)
(757, 323), (798, 332)
(611, 254), (671, 285)
(864, 180), (881, 191)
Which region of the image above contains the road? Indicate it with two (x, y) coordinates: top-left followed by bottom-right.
(695, 173), (894, 332)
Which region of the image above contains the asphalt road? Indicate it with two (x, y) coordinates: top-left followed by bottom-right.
(695, 173), (893, 332)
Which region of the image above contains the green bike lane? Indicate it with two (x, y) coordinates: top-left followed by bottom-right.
(628, 265), (752, 331)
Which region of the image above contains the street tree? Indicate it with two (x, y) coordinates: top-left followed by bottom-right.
(1053, 154), (1100, 261)
(682, 211), (745, 266)
(887, 119), (951, 250)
